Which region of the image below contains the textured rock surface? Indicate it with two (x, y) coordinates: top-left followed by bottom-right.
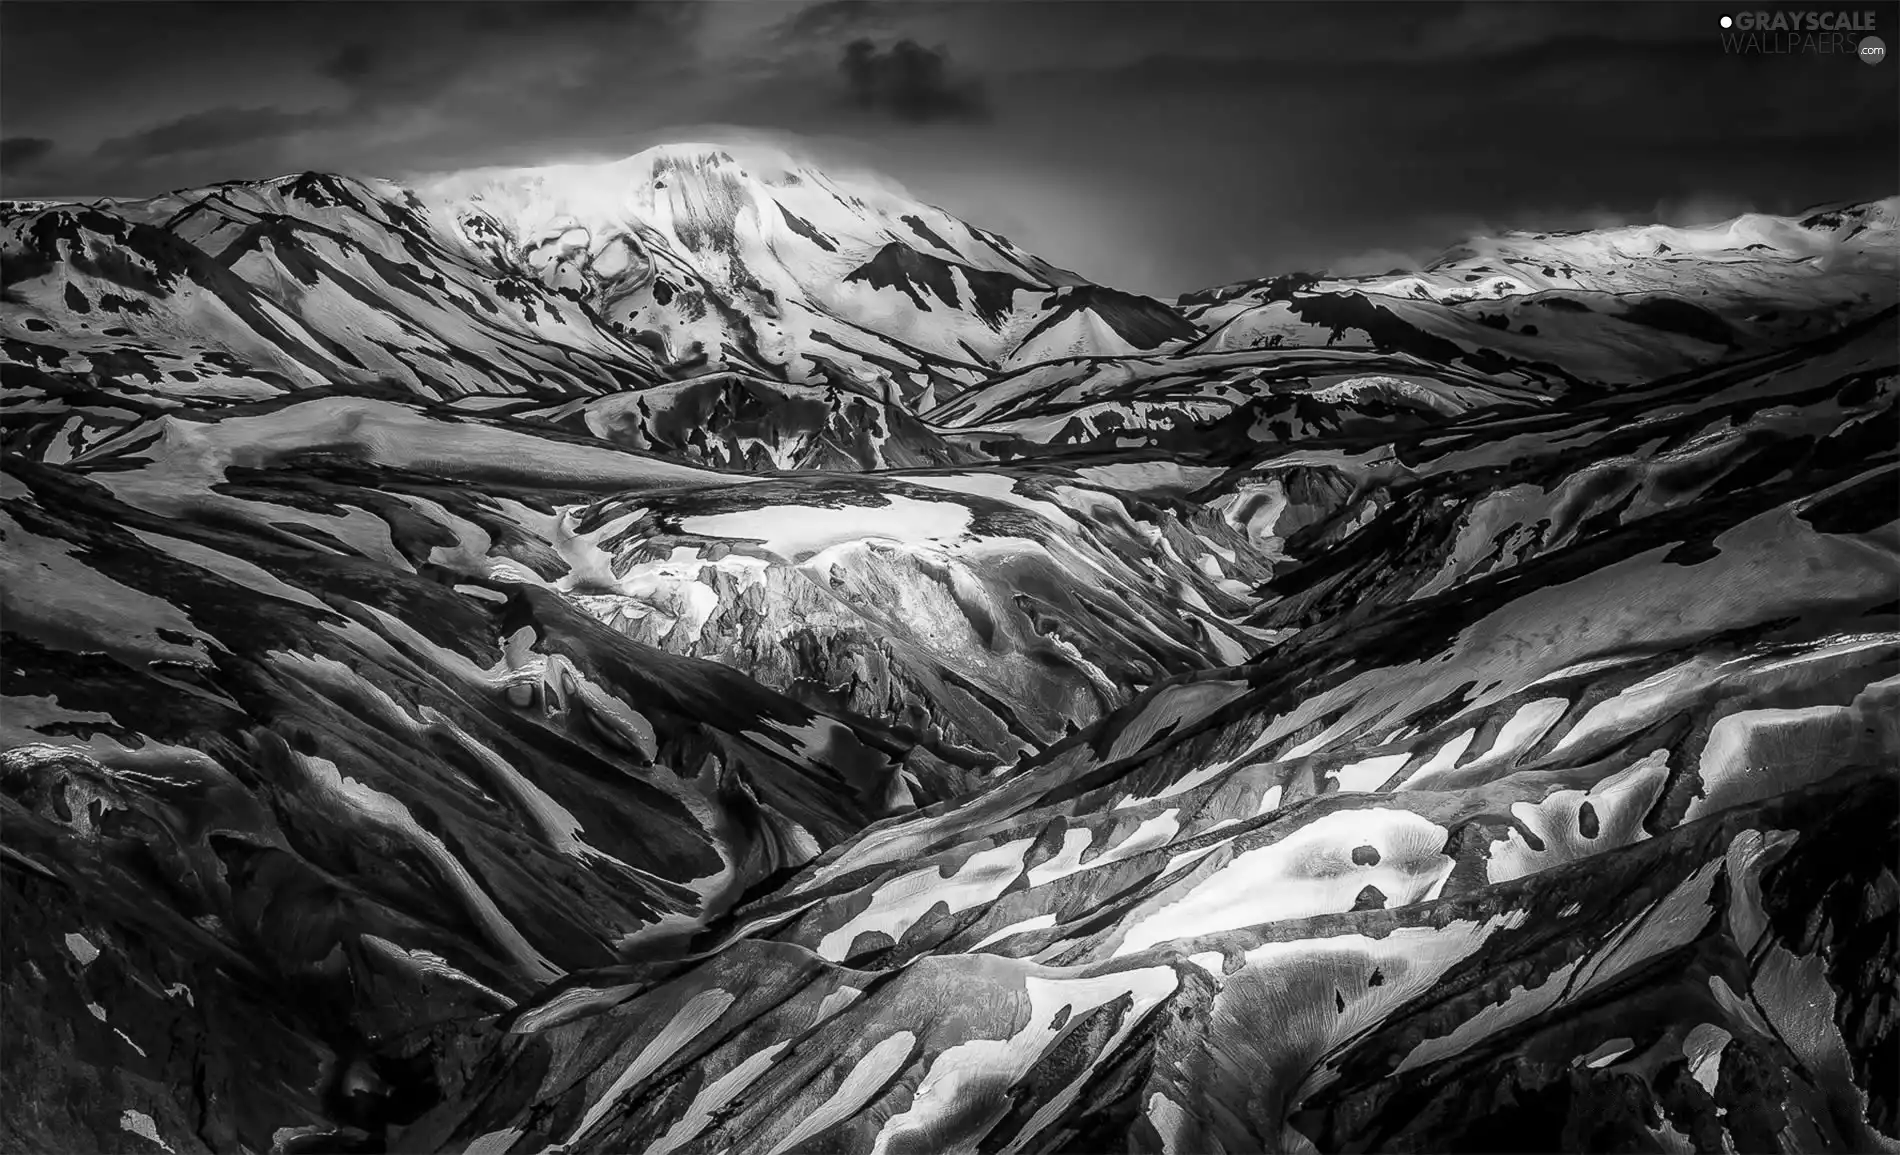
(3, 152), (1896, 1154)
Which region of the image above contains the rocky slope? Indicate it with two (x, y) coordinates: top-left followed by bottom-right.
(2, 149), (1895, 1155)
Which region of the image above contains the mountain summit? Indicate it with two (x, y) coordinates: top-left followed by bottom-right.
(414, 143), (1187, 406)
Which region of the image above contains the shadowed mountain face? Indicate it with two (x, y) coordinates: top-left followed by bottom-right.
(2, 145), (1896, 1155)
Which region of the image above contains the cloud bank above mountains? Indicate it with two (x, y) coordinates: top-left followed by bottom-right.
(3, 0), (1895, 295)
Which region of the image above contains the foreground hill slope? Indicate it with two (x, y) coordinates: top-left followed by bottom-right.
(2, 156), (1895, 1155)
(395, 308), (1900, 1155)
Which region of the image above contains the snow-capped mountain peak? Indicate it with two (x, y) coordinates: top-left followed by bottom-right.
(406, 144), (1159, 399)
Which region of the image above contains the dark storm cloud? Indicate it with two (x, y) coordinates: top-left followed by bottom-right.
(96, 106), (337, 160)
(318, 3), (701, 101)
(313, 36), (467, 101)
(465, 0), (684, 33)
(0, 0), (714, 195)
(781, 0), (877, 41)
(0, 137), (56, 171)
(838, 39), (990, 123)
(320, 42), (378, 84)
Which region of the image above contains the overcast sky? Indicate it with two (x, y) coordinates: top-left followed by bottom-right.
(3, 1), (1896, 295)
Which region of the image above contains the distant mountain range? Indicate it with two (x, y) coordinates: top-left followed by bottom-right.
(3, 144), (1896, 1155)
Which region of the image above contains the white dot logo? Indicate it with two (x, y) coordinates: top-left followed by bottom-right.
(1861, 36), (1887, 65)
(1719, 14), (1733, 28)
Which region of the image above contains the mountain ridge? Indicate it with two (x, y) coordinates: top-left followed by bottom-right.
(3, 144), (1896, 1155)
